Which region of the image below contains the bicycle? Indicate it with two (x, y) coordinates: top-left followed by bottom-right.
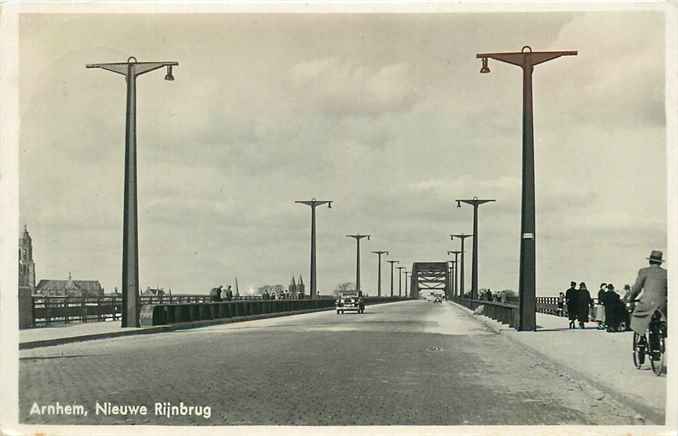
(631, 303), (667, 376)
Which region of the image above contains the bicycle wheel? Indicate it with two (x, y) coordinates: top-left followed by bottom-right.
(650, 327), (666, 376)
(633, 332), (645, 369)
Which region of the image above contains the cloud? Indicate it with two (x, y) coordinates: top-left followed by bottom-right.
(288, 57), (421, 116)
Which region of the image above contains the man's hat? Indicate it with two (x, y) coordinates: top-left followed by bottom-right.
(647, 250), (664, 263)
(570, 281), (576, 286)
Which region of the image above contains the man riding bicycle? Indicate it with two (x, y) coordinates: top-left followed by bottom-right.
(626, 250), (667, 343)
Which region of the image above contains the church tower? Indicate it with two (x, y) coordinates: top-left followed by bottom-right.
(18, 225), (36, 291)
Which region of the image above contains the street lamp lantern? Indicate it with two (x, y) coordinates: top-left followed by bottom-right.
(456, 197), (495, 300)
(477, 45), (576, 331)
(480, 57), (491, 74)
(164, 65), (175, 81)
(86, 56), (179, 328)
(295, 199), (333, 298)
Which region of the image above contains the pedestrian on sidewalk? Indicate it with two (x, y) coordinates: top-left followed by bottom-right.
(621, 284), (633, 330)
(602, 283), (622, 332)
(627, 250), (667, 336)
(575, 282), (593, 329)
(596, 282), (608, 330)
(597, 283), (607, 305)
(565, 281), (578, 328)
(557, 292), (565, 317)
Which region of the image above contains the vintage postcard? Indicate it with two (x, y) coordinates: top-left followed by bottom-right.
(1, 1), (676, 435)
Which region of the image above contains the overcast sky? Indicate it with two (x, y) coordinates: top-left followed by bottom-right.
(19, 11), (665, 296)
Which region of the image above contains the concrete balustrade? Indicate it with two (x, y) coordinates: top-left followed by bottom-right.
(140, 297), (411, 327)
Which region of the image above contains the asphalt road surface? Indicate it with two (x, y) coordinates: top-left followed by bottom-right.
(20, 300), (642, 425)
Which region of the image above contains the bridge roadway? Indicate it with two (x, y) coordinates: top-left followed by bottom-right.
(19, 299), (639, 425)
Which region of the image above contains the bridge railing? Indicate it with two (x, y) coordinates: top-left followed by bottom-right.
(535, 296), (566, 316)
(26, 294), (409, 328)
(450, 296), (519, 328)
(28, 294), (323, 328)
(452, 295), (601, 327)
(140, 296), (410, 327)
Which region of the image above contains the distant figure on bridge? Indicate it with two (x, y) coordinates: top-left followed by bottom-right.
(225, 285), (234, 301)
(626, 250), (667, 336)
(486, 289), (493, 302)
(575, 282), (593, 329)
(557, 292), (565, 317)
(565, 281), (578, 328)
(209, 285), (223, 302)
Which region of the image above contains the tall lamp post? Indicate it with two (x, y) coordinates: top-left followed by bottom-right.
(456, 197), (495, 300)
(371, 250), (389, 297)
(447, 263), (454, 298)
(450, 234), (472, 296)
(448, 260), (456, 297)
(404, 271), (410, 297)
(447, 250), (461, 297)
(477, 46), (576, 331)
(346, 234), (371, 294)
(396, 266), (405, 297)
(87, 56), (178, 328)
(386, 260), (399, 297)
(295, 199), (333, 298)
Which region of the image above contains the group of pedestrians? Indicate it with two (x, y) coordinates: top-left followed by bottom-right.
(260, 290), (305, 300)
(561, 281), (630, 331)
(209, 285), (234, 302)
(559, 250), (668, 335)
(563, 281), (594, 329)
(595, 282), (631, 332)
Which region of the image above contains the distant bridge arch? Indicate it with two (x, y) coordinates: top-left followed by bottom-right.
(409, 262), (450, 298)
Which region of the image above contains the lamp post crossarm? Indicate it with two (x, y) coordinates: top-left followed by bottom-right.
(457, 199), (495, 207)
(346, 234), (370, 240)
(87, 61), (179, 77)
(476, 51), (577, 68)
(295, 200), (332, 208)
(85, 63), (129, 76)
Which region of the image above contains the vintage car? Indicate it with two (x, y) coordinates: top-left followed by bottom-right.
(336, 292), (364, 314)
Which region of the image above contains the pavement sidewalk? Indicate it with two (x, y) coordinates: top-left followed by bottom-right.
(450, 301), (666, 424)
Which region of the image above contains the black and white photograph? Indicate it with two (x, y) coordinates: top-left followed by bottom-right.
(1, 1), (677, 434)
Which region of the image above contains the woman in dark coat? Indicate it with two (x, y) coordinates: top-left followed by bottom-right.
(575, 282), (594, 328)
(565, 282), (578, 328)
